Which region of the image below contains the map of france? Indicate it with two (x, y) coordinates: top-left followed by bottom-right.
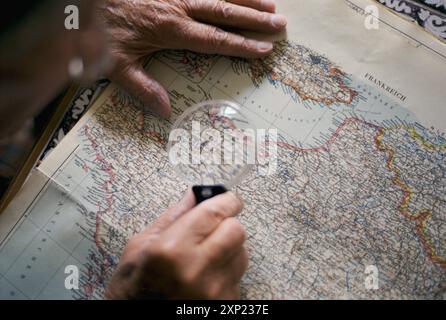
(0, 40), (444, 299)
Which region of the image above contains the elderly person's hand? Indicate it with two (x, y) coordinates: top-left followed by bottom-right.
(99, 0), (287, 118)
(105, 191), (247, 299)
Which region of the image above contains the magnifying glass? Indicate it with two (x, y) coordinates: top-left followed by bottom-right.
(167, 100), (257, 204)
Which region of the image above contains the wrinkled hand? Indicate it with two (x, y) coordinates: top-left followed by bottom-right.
(105, 190), (247, 299)
(99, 0), (287, 117)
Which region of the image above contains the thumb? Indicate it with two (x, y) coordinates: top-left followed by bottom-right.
(110, 62), (171, 118)
(142, 189), (196, 236)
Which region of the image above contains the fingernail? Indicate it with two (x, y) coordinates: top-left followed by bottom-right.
(181, 189), (193, 203)
(227, 191), (243, 206)
(271, 14), (287, 28)
(153, 93), (172, 118)
(179, 188), (195, 207)
(261, 0), (276, 12)
(257, 41), (273, 52)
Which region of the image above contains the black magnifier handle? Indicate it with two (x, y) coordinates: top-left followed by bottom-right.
(192, 185), (228, 204)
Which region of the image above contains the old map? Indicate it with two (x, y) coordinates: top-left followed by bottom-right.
(0, 0), (445, 299)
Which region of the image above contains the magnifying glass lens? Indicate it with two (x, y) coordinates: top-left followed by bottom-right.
(168, 100), (256, 203)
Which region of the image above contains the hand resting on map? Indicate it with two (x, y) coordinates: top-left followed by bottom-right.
(105, 190), (248, 299)
(99, 0), (287, 118)
(1, 0), (263, 300)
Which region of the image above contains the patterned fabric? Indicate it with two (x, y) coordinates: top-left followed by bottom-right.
(418, 0), (446, 14)
(377, 0), (446, 41)
(40, 80), (109, 160)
